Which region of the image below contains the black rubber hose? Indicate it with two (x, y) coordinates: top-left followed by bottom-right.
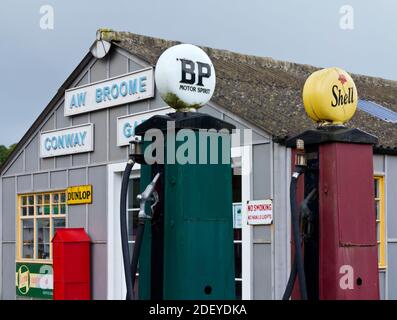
(283, 166), (308, 300)
(282, 258), (297, 300)
(120, 158), (135, 300)
(130, 221), (145, 299)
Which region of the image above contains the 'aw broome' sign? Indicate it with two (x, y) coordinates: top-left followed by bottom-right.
(40, 123), (94, 158)
(64, 67), (154, 116)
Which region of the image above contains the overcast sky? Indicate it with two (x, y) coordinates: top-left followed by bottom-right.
(0, 0), (396, 146)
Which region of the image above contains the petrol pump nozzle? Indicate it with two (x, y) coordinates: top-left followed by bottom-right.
(137, 173), (161, 220)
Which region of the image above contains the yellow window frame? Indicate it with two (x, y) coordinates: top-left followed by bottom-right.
(17, 190), (67, 263)
(374, 176), (386, 269)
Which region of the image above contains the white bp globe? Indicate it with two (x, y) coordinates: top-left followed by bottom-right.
(155, 44), (216, 111)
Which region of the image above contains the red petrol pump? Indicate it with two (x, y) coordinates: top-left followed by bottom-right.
(283, 67), (380, 300)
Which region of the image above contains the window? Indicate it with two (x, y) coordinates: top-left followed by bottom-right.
(18, 191), (67, 261)
(127, 176), (141, 297)
(374, 176), (386, 269)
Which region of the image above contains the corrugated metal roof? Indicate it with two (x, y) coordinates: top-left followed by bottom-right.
(358, 100), (397, 123)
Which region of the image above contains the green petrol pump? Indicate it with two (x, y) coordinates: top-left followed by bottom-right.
(120, 44), (236, 300)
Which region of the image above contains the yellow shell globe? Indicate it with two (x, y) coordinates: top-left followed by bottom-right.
(302, 67), (358, 125)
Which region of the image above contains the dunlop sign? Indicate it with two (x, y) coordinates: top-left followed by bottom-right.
(67, 185), (92, 205)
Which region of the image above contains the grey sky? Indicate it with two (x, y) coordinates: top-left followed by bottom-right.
(0, 0), (396, 146)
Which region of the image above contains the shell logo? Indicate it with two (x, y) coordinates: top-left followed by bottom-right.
(302, 67), (358, 125)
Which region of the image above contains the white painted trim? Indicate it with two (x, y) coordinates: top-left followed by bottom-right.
(240, 145), (253, 299)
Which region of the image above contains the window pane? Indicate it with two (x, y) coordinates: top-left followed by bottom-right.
(37, 219), (50, 259)
(374, 179), (379, 198)
(375, 201), (380, 221)
(21, 207), (27, 217)
(22, 220), (34, 259)
(60, 193), (66, 203)
(38, 244), (50, 260)
(234, 243), (242, 279)
(128, 210), (139, 241)
(44, 195), (50, 215)
(235, 281), (242, 300)
(22, 196), (27, 206)
(36, 205), (43, 216)
(233, 203), (242, 230)
(128, 178), (140, 209)
(53, 193), (59, 204)
(44, 205), (50, 215)
(53, 218), (65, 237)
(60, 204), (66, 215)
(53, 204), (59, 215)
(28, 206), (34, 216)
(232, 174), (242, 203)
(234, 229), (242, 241)
(28, 196), (34, 205)
(36, 195), (43, 205)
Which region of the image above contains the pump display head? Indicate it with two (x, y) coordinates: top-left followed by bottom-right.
(302, 67), (358, 125)
(155, 44), (216, 111)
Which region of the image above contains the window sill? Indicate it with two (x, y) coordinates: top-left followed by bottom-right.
(16, 259), (53, 264)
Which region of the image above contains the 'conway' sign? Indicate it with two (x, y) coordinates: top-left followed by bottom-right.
(40, 124), (94, 158)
